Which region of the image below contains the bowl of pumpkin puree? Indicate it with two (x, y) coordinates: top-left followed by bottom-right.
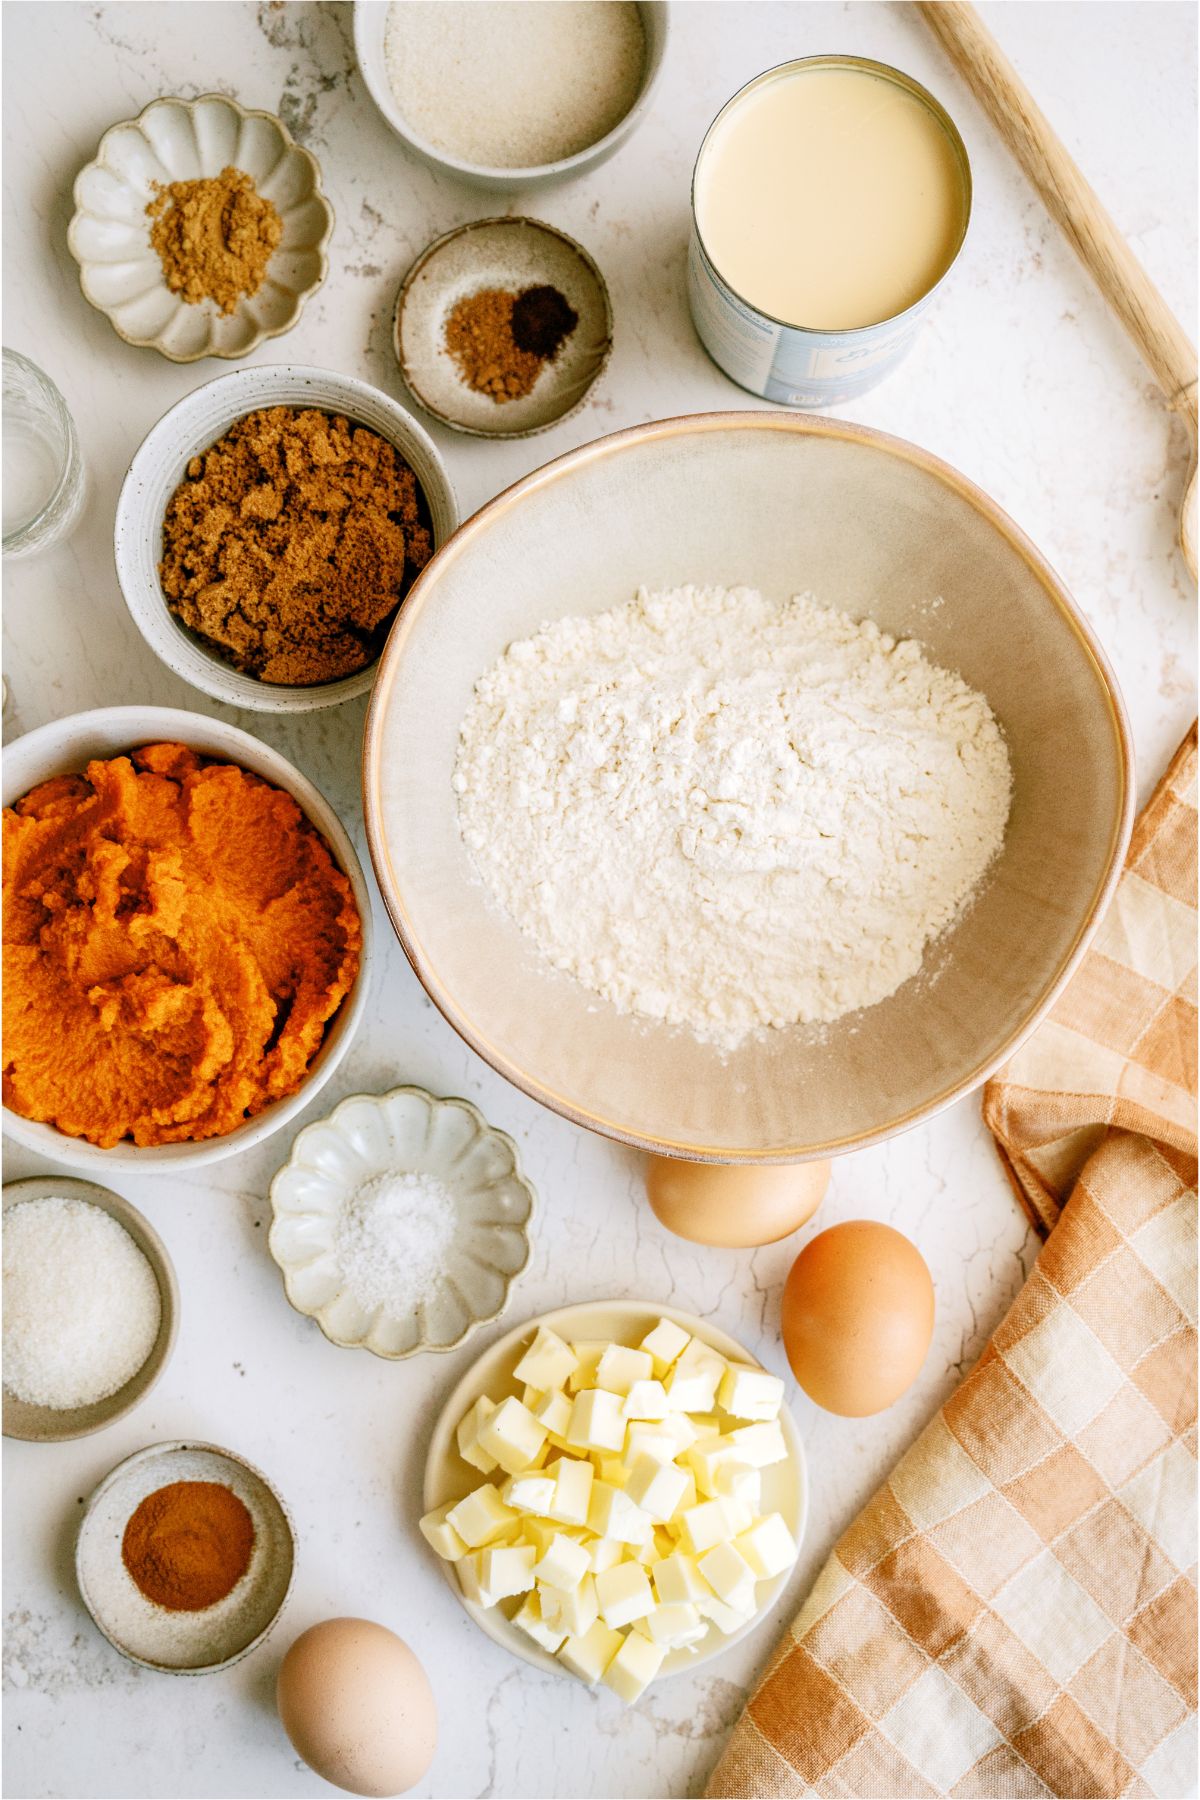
(3, 707), (371, 1171)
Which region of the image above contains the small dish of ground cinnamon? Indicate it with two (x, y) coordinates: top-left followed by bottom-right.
(395, 216), (612, 439)
(77, 1441), (295, 1673)
(158, 405), (433, 687)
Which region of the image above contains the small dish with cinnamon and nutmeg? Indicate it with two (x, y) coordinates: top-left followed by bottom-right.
(395, 217), (613, 439)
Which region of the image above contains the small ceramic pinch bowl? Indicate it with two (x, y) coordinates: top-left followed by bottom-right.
(2, 1178), (178, 1444)
(424, 1300), (807, 1679)
(354, 1), (669, 192)
(2, 705), (372, 1174)
(269, 1086), (535, 1358)
(396, 217), (613, 438)
(68, 94), (333, 362)
(76, 1441), (295, 1674)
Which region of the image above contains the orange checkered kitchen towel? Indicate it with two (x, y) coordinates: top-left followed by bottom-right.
(708, 728), (1197, 1800)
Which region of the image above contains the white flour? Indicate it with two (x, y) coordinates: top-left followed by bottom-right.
(454, 586), (1012, 1050)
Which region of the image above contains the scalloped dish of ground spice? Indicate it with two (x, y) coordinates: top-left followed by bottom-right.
(159, 406), (432, 686)
(2, 743), (361, 1148)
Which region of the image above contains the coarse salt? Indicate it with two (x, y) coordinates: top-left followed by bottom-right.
(3, 1197), (161, 1410)
(335, 1171), (458, 1316)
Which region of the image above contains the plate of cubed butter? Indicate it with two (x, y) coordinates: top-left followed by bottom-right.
(421, 1300), (806, 1703)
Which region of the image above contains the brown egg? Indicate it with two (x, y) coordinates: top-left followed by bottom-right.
(276, 1618), (437, 1797)
(646, 1156), (830, 1247)
(781, 1221), (934, 1416)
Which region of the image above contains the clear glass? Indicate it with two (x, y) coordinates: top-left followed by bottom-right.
(3, 348), (87, 558)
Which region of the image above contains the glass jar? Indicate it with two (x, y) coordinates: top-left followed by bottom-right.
(3, 348), (87, 557)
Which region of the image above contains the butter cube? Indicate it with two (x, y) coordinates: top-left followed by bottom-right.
(446, 1482), (519, 1548)
(596, 1344), (654, 1396)
(520, 1517), (561, 1558)
(588, 1481), (653, 1545)
(719, 1364), (785, 1422)
(549, 1457), (593, 1527)
(533, 1532), (591, 1592)
(696, 1591), (756, 1635)
(588, 1535), (624, 1574)
(456, 1396), (499, 1473)
(726, 1421), (788, 1468)
(673, 1469), (698, 1518)
(521, 1384), (545, 1410)
(642, 1602), (707, 1649)
(603, 1630), (665, 1703)
(698, 1540), (757, 1605)
(736, 1514), (798, 1580)
(664, 1340), (725, 1412)
(597, 1455), (630, 1487)
(478, 1396), (548, 1475)
(625, 1453), (689, 1523)
(567, 1388), (626, 1453)
(480, 1543), (537, 1603)
(558, 1617), (623, 1685)
(688, 1413), (723, 1443)
(504, 1474), (556, 1515)
(418, 1502), (467, 1561)
(639, 1317), (692, 1374)
(685, 1438), (739, 1498)
(533, 1387), (573, 1439)
(653, 1552), (712, 1606)
(456, 1551), (486, 1605)
(512, 1591), (567, 1655)
(626, 1423), (677, 1465)
(595, 1561), (655, 1629)
(514, 1325), (578, 1393)
(660, 1413), (700, 1455)
(547, 1572), (599, 1636)
(568, 1341), (608, 1391)
(714, 1462), (762, 1511)
(622, 1379), (670, 1420)
(677, 1496), (751, 1556)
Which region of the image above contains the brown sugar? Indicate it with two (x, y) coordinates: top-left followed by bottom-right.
(147, 166), (282, 316)
(158, 406), (432, 685)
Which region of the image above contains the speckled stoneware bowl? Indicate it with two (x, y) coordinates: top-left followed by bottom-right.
(424, 1300), (806, 1680)
(269, 1087), (535, 1358)
(68, 94), (333, 362)
(354, 1), (669, 191)
(395, 217), (613, 438)
(76, 1441), (295, 1674)
(2, 1178), (178, 1445)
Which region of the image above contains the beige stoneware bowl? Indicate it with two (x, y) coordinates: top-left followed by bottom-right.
(423, 1300), (806, 1680)
(68, 94), (332, 363)
(3, 706), (372, 1174)
(364, 413), (1134, 1162)
(2, 1178), (179, 1443)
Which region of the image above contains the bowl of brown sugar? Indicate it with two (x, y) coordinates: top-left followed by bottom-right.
(114, 366), (458, 711)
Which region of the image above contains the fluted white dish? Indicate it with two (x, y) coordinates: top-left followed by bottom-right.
(269, 1087), (535, 1358)
(68, 94), (333, 362)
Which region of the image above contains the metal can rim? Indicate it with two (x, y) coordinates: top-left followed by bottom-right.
(690, 53), (974, 340)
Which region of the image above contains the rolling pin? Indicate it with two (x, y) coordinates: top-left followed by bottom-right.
(918, 0), (1198, 580)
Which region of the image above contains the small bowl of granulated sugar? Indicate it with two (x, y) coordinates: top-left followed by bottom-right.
(3, 1178), (178, 1442)
(268, 1087), (535, 1358)
(355, 1), (668, 190)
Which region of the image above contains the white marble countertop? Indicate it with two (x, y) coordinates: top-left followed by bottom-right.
(3, 4), (1195, 1797)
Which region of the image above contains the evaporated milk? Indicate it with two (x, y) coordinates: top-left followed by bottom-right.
(689, 57), (971, 406)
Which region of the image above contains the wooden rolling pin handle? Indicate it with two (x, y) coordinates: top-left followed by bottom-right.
(918, 1), (1197, 444)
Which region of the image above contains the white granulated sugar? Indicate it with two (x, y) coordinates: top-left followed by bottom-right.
(454, 585), (1012, 1049)
(383, 1), (645, 169)
(3, 1197), (161, 1410)
(336, 1171), (458, 1315)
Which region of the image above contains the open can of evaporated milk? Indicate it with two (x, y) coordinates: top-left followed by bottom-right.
(688, 55), (972, 408)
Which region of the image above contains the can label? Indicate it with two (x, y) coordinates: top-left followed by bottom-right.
(688, 229), (926, 408)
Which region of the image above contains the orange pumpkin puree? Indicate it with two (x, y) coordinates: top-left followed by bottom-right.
(3, 743), (361, 1148)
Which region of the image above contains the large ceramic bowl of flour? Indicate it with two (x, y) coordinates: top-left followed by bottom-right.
(363, 414), (1133, 1162)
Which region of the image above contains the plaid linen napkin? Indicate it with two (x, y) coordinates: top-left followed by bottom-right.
(707, 728), (1197, 1800)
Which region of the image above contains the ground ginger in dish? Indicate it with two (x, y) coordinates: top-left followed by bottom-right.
(2, 743), (361, 1148)
(147, 165), (282, 315)
(159, 406), (433, 686)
